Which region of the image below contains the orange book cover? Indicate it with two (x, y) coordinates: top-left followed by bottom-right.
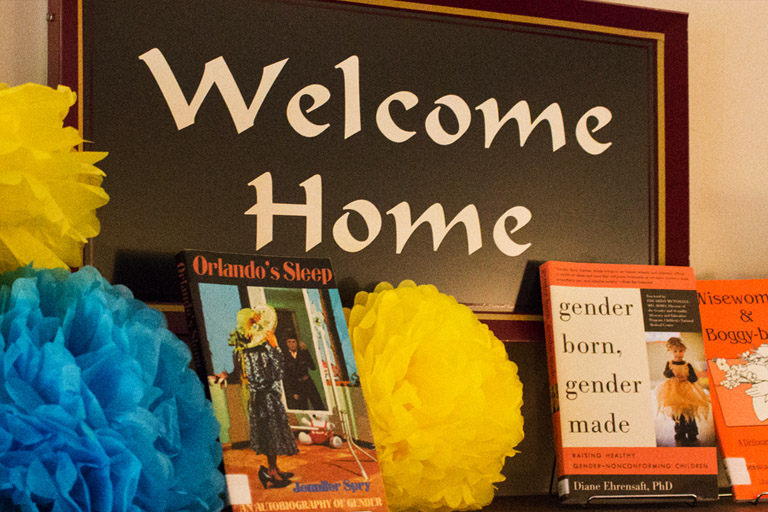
(540, 261), (718, 504)
(698, 278), (768, 501)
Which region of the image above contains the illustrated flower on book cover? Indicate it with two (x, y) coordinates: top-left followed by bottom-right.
(714, 344), (768, 422)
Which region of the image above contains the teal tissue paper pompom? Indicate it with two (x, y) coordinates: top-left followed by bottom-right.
(0, 266), (225, 511)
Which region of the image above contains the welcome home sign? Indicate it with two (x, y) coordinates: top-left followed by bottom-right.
(69, 0), (688, 309)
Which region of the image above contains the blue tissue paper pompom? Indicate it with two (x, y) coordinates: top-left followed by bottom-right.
(0, 266), (225, 511)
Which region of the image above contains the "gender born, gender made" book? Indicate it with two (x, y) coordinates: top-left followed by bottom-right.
(540, 261), (718, 504)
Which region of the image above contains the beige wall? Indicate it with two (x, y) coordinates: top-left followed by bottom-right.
(2, 0), (767, 282)
(604, 0), (768, 281)
(0, 0), (47, 86)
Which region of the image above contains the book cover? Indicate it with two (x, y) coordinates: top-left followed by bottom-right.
(177, 250), (389, 512)
(698, 278), (768, 501)
(539, 261), (718, 504)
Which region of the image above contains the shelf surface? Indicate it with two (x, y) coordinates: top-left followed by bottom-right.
(484, 494), (759, 511)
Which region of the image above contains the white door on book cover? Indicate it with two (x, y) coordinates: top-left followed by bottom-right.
(247, 286), (267, 306)
(303, 288), (335, 413)
(551, 285), (656, 447)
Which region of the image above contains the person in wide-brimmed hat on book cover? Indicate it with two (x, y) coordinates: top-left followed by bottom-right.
(229, 305), (299, 488)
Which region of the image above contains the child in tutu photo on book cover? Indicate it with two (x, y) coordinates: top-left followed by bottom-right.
(656, 336), (711, 446)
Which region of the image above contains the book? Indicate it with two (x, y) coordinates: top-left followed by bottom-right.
(697, 278), (768, 501)
(176, 249), (389, 512)
(539, 261), (718, 504)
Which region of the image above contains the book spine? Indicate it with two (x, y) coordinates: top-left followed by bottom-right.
(539, 263), (567, 493)
(176, 253), (209, 387)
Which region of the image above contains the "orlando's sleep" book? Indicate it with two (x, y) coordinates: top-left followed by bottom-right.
(539, 261), (718, 504)
(698, 278), (768, 501)
(177, 249), (389, 512)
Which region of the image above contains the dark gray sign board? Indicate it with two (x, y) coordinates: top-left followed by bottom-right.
(52, 0), (688, 496)
(56, 0), (688, 315)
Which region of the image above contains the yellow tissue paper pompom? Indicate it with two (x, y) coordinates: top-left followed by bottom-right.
(0, 82), (109, 271)
(348, 280), (524, 512)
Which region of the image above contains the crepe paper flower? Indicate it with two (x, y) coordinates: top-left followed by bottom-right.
(347, 280), (524, 512)
(0, 82), (109, 272)
(0, 265), (225, 511)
